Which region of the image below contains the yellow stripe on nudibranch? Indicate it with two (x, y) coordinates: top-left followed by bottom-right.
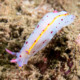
(26, 13), (68, 54)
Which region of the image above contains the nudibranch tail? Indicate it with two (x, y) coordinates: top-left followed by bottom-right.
(5, 48), (16, 56)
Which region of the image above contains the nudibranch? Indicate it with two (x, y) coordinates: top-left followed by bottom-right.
(6, 10), (75, 68)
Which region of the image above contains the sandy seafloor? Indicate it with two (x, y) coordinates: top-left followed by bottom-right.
(0, 0), (80, 80)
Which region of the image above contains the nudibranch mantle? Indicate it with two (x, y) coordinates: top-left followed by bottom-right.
(6, 10), (75, 67)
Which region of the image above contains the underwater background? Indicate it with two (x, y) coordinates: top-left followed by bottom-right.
(0, 0), (80, 80)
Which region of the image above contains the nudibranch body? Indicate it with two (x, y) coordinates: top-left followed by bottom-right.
(6, 11), (75, 67)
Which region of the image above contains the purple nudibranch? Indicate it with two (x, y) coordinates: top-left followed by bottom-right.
(6, 10), (75, 67)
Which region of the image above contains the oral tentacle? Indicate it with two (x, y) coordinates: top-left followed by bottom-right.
(10, 59), (17, 63)
(5, 48), (16, 56)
